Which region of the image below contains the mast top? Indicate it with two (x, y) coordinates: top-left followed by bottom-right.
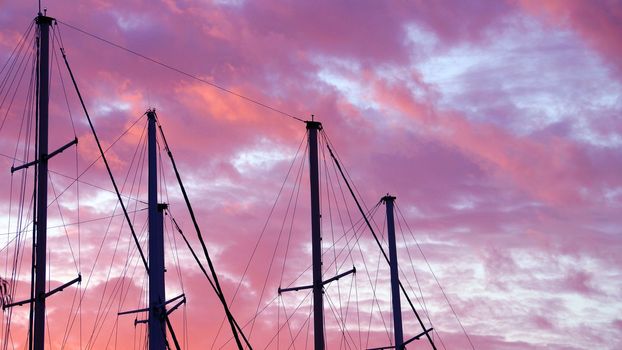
(381, 194), (396, 203)
(306, 114), (322, 130)
(36, 13), (54, 24)
(306, 120), (322, 130)
(37, 0), (52, 20)
(146, 108), (157, 120)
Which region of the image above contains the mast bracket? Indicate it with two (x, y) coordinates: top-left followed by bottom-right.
(135, 318), (148, 326)
(166, 296), (186, 316)
(278, 267), (355, 294)
(366, 328), (433, 350)
(305, 120), (323, 130)
(35, 14), (54, 24)
(118, 293), (185, 316)
(403, 328), (434, 346)
(2, 274), (81, 310)
(10, 137), (78, 173)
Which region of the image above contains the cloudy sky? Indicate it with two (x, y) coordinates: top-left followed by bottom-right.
(0, 0), (621, 349)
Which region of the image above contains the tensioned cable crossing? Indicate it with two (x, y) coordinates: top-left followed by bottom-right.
(56, 20), (306, 124)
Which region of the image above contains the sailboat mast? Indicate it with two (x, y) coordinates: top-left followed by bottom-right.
(306, 120), (325, 350)
(383, 195), (404, 349)
(33, 12), (52, 350)
(147, 110), (167, 350)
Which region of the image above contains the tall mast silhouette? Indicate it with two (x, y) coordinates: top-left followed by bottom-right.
(278, 120), (355, 350)
(32, 12), (52, 350)
(383, 195), (404, 349)
(2, 11), (80, 350)
(307, 121), (325, 349)
(118, 110), (186, 349)
(148, 110), (167, 350)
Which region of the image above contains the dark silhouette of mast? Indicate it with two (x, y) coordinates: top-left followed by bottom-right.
(326, 146), (436, 350)
(114, 110), (187, 350)
(32, 12), (52, 350)
(369, 195), (436, 350)
(307, 121), (325, 349)
(148, 110), (167, 350)
(278, 120), (355, 350)
(383, 195), (404, 349)
(118, 110), (185, 349)
(2, 10), (80, 350)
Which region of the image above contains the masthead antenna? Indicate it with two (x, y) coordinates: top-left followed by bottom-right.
(38, 0), (41, 14)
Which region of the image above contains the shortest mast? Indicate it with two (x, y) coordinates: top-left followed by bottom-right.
(148, 110), (166, 350)
(383, 195), (404, 349)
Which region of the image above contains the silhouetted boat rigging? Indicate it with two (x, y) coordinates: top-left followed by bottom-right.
(0, 7), (475, 350)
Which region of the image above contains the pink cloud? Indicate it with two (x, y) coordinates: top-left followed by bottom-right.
(367, 70), (608, 205)
(518, 0), (622, 77)
(0, 1), (620, 349)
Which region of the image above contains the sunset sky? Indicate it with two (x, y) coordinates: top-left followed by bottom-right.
(1, 1), (621, 349)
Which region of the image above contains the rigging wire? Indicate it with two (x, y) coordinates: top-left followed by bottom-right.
(60, 18), (85, 347)
(317, 135), (395, 347)
(31, 28), (40, 328)
(271, 135), (308, 348)
(99, 128), (150, 348)
(63, 120), (149, 349)
(324, 292), (357, 349)
(84, 121), (150, 350)
(158, 135), (188, 350)
(111, 142), (150, 350)
(55, 19), (306, 124)
(321, 130), (439, 350)
(396, 203), (475, 350)
(365, 212), (391, 349)
(319, 133), (359, 348)
(46, 172), (79, 272)
(255, 290), (313, 350)
(304, 301), (312, 350)
(323, 135), (364, 350)
(0, 212), (148, 255)
(216, 201), (377, 349)
(276, 292), (296, 349)
(0, 108), (149, 246)
(59, 47), (150, 274)
(210, 130), (307, 349)
(156, 116), (251, 349)
(51, 24), (77, 135)
(0, 103), (150, 206)
(283, 300), (313, 350)
(247, 132), (307, 340)
(1, 22), (37, 350)
(0, 21), (34, 80)
(0, 21), (35, 133)
(393, 209), (448, 350)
